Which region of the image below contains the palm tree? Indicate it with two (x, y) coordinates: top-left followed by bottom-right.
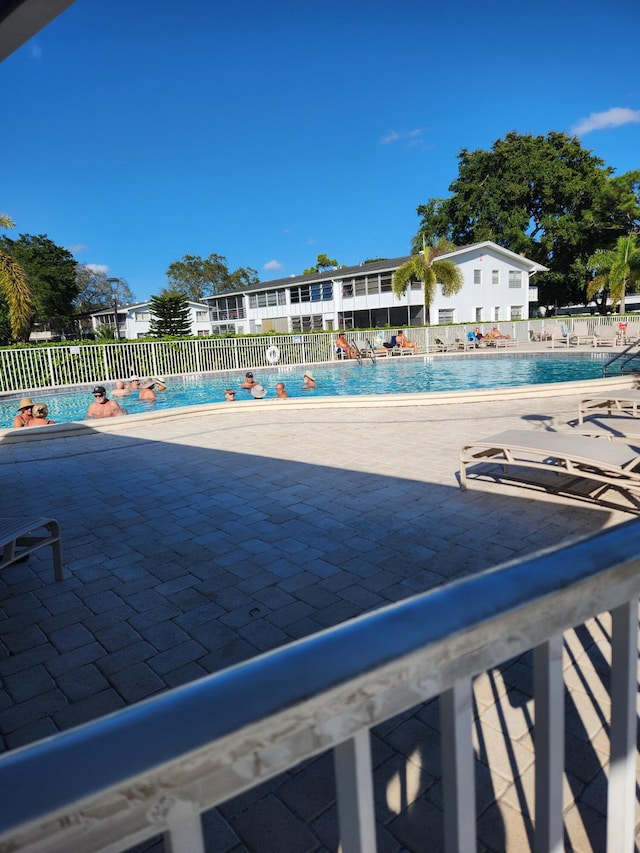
(586, 233), (640, 314)
(392, 239), (464, 324)
(0, 214), (33, 340)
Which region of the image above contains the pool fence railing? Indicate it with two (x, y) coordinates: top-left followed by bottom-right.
(0, 519), (638, 851)
(0, 317), (632, 395)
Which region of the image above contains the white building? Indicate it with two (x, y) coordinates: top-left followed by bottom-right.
(204, 241), (547, 334)
(85, 242), (547, 338)
(90, 300), (212, 339)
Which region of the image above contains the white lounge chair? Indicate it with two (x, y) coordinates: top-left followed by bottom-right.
(578, 389), (640, 423)
(459, 429), (640, 498)
(594, 326), (618, 347)
(550, 324), (570, 348)
(0, 517), (64, 580)
(570, 321), (595, 347)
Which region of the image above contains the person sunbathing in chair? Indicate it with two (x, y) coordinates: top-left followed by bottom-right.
(484, 326), (510, 340)
(395, 330), (418, 353)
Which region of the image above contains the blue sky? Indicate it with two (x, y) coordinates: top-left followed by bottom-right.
(2, 0), (639, 302)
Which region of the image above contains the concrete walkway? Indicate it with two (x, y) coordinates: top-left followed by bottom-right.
(0, 385), (638, 852)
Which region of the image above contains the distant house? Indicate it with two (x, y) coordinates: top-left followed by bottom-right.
(89, 300), (212, 339)
(203, 241), (548, 334)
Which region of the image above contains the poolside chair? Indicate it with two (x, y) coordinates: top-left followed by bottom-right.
(578, 389), (640, 423)
(623, 321), (640, 344)
(570, 321), (595, 347)
(550, 324), (570, 348)
(0, 517), (64, 580)
(594, 325), (618, 347)
(459, 429), (640, 500)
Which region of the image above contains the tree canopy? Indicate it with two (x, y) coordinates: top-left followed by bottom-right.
(0, 233), (78, 335)
(413, 132), (640, 309)
(148, 292), (192, 337)
(166, 253), (258, 300)
(303, 253), (342, 274)
(74, 266), (134, 315)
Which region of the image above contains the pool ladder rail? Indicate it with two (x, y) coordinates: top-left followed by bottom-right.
(602, 336), (640, 377)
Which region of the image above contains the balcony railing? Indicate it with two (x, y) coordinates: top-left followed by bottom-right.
(0, 520), (638, 852)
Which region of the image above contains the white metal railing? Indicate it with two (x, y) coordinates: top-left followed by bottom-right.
(0, 319), (633, 394)
(0, 521), (638, 851)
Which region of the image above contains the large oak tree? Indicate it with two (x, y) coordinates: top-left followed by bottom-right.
(414, 132), (640, 310)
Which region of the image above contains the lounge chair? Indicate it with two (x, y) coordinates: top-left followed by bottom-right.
(570, 321), (595, 347)
(578, 389), (640, 423)
(0, 517), (64, 580)
(594, 326), (618, 347)
(622, 321), (640, 344)
(550, 325), (570, 348)
(459, 429), (640, 498)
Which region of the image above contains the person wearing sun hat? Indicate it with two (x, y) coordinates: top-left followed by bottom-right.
(302, 370), (316, 389)
(139, 378), (156, 402)
(250, 384), (267, 399)
(13, 397), (35, 428)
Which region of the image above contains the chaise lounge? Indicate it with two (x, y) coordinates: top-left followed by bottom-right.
(459, 429), (640, 499)
(578, 389), (640, 424)
(0, 517), (64, 581)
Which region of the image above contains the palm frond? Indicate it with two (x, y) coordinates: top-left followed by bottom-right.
(392, 258), (420, 298)
(432, 259), (464, 297)
(0, 250), (33, 338)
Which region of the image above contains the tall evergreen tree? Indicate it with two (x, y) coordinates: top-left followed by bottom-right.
(148, 292), (192, 337)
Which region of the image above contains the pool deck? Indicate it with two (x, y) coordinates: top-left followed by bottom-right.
(0, 373), (639, 851)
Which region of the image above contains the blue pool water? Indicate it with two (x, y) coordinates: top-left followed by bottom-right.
(0, 352), (608, 428)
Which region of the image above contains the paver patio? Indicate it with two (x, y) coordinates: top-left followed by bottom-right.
(0, 383), (638, 852)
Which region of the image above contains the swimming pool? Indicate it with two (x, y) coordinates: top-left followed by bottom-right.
(0, 352), (609, 428)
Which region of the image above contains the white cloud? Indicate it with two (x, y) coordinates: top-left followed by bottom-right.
(263, 259), (283, 271)
(67, 243), (88, 256)
(380, 128), (424, 146)
(86, 263), (109, 275)
(571, 107), (640, 135)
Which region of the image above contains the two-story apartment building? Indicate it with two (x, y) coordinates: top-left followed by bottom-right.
(85, 242), (547, 338)
(203, 241), (547, 334)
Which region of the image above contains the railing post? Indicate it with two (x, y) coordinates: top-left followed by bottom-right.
(441, 678), (475, 852)
(606, 599), (637, 853)
(533, 634), (564, 853)
(334, 730), (377, 853)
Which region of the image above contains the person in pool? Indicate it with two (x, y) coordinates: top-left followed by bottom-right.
(303, 371), (316, 388)
(241, 371), (258, 390)
(86, 387), (128, 419)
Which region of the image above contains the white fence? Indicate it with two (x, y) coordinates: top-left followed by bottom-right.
(0, 318), (631, 394)
(0, 521), (638, 852)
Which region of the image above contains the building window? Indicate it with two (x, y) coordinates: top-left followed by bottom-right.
(438, 308), (454, 324)
(291, 314), (323, 332)
(354, 279), (366, 297)
(195, 311), (209, 321)
(367, 275), (379, 295)
(197, 329), (210, 336)
(290, 283), (332, 304)
(135, 311), (150, 321)
(508, 271), (522, 288)
(473, 269), (481, 285)
(342, 281), (353, 298)
(510, 305), (523, 320)
(492, 270), (499, 285)
(494, 307), (500, 321)
(380, 275), (392, 292)
(475, 308), (483, 322)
